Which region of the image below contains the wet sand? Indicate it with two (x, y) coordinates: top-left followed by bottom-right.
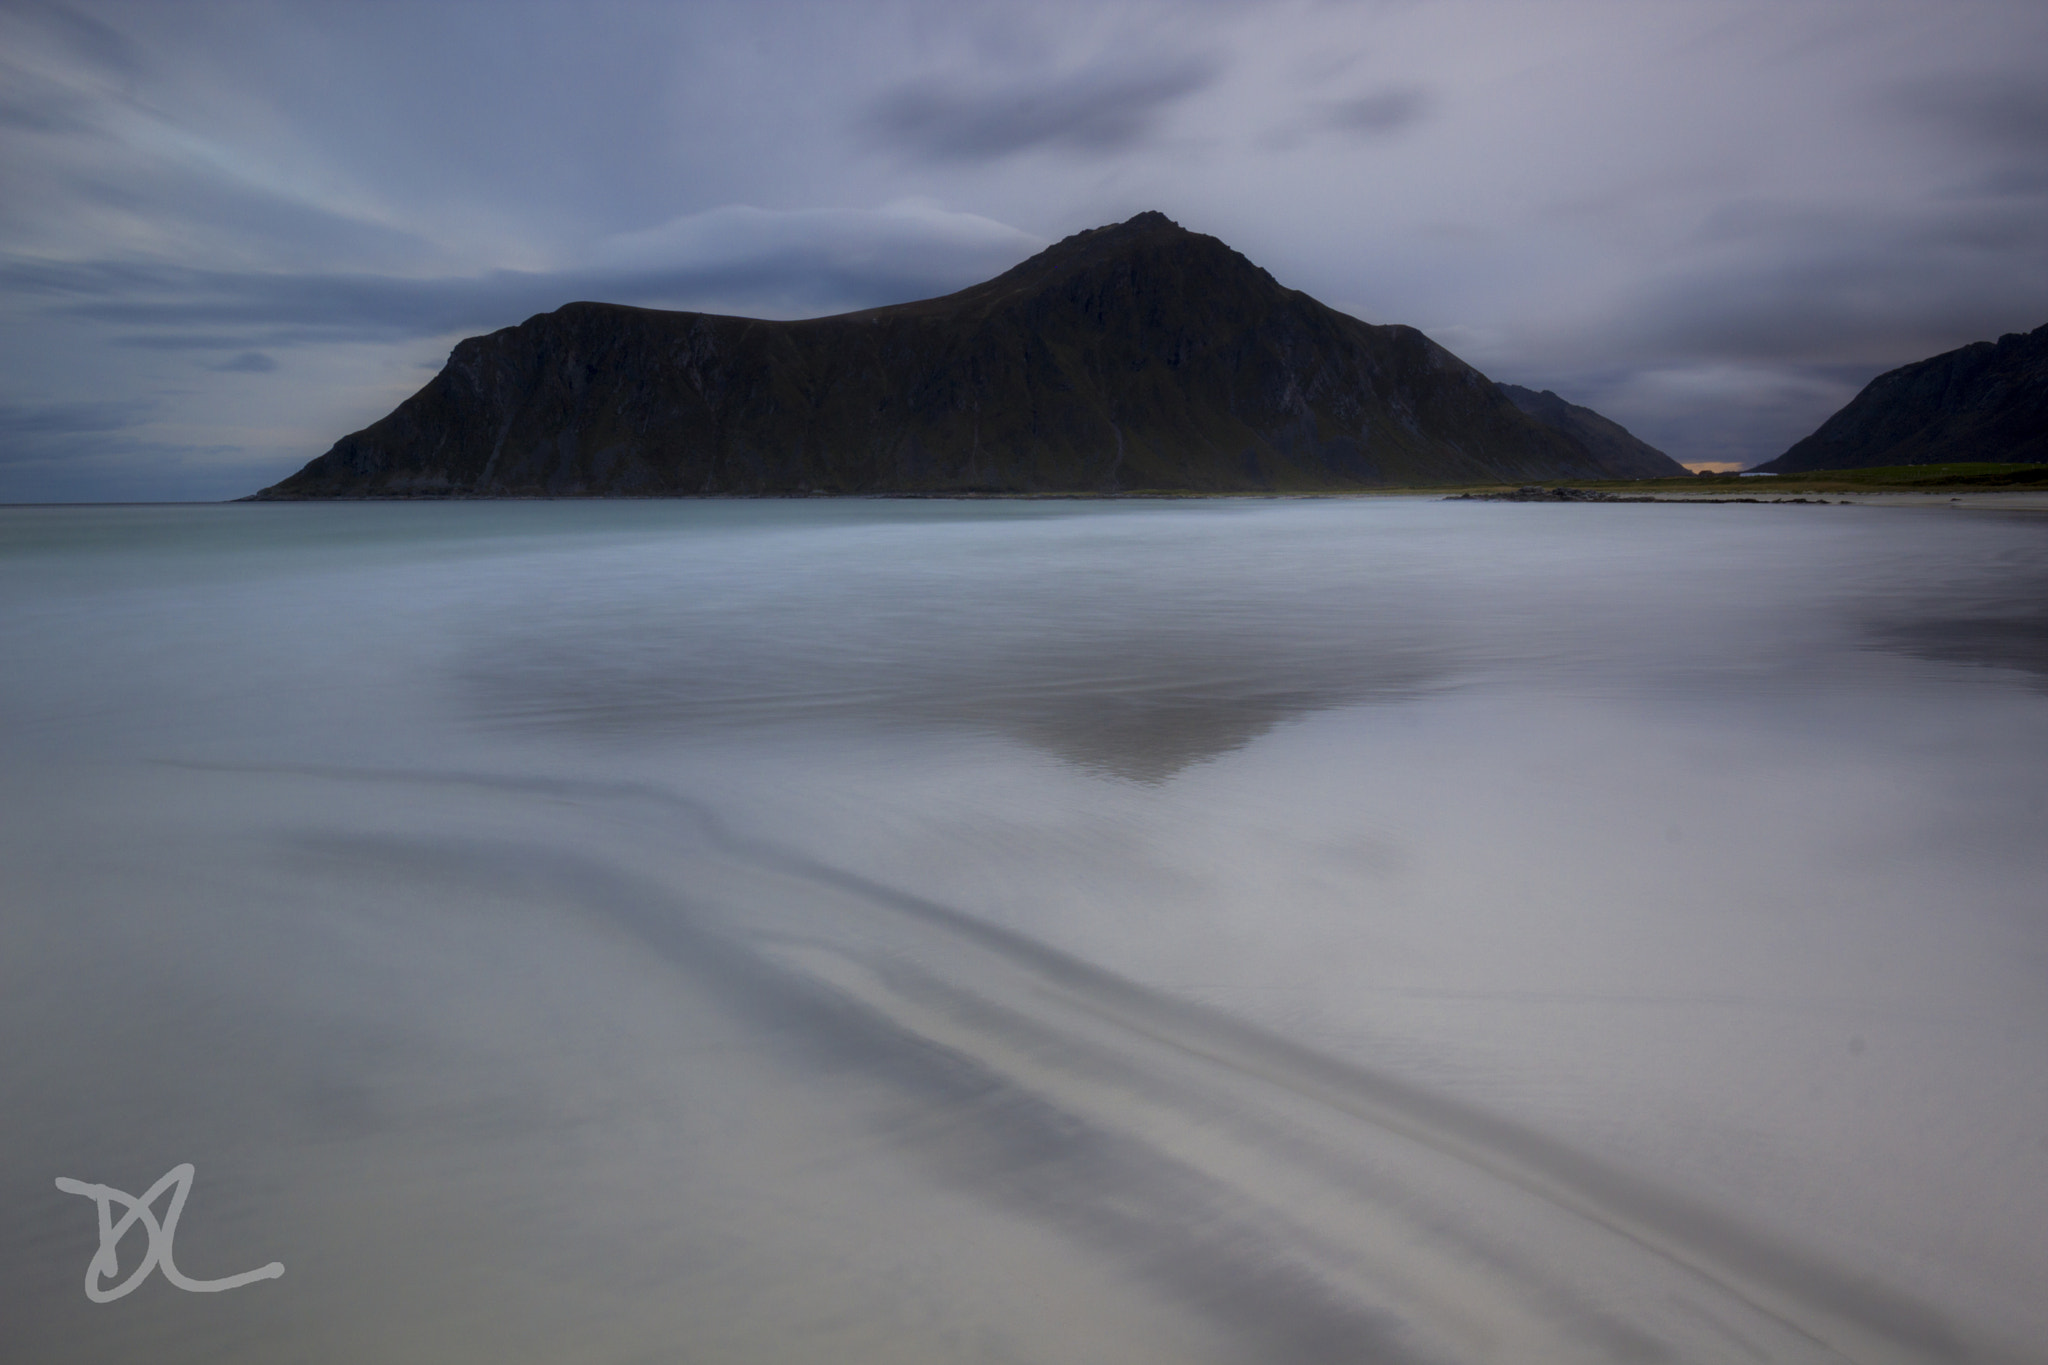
(5, 498), (2046, 1363)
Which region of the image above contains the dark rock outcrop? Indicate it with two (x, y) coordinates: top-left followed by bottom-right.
(1497, 385), (1683, 479)
(1447, 486), (1623, 501)
(1756, 323), (2048, 473)
(256, 212), (1678, 498)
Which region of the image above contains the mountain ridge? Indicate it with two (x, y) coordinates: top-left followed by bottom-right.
(1496, 384), (1676, 481)
(253, 212), (1684, 498)
(1756, 322), (2048, 472)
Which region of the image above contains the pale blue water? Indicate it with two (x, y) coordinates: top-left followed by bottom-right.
(4, 498), (2046, 1363)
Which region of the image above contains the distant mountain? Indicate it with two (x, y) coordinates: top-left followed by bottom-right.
(1756, 322), (2048, 473)
(1495, 385), (1682, 479)
(254, 213), (1673, 498)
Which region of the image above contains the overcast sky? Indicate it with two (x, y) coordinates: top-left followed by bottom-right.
(2, 0), (2045, 499)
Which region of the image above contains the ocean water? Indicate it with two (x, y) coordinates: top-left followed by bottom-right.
(3, 496), (2045, 1364)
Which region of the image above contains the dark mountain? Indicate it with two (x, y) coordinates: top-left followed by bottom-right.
(1755, 322), (2048, 473)
(1496, 384), (1682, 479)
(254, 212), (1666, 499)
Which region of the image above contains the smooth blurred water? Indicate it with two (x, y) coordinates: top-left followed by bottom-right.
(3, 497), (2045, 1364)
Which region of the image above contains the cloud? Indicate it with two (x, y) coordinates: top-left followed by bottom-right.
(1619, 199), (2048, 368)
(0, 203), (1047, 356)
(113, 330), (341, 351)
(0, 436), (252, 502)
(0, 93), (94, 136)
(0, 397), (152, 440)
(0, 369), (254, 502)
(1886, 73), (2048, 199)
(591, 201), (1038, 270)
(866, 53), (1221, 160)
(0, 398), (170, 480)
(588, 202), (1044, 306)
(2, 259), (544, 343)
(1891, 74), (2048, 153)
(208, 350), (275, 373)
(1319, 86), (1430, 136)
(21, 0), (149, 83)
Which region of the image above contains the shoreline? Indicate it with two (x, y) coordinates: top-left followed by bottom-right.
(18, 486), (2048, 511)
(1602, 488), (2048, 510)
(1447, 486), (2048, 510)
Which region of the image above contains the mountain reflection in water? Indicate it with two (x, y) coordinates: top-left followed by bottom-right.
(3, 497), (2046, 1365)
(463, 527), (1453, 782)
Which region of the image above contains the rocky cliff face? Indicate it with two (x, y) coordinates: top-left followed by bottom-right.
(1497, 385), (1681, 480)
(1756, 322), (2048, 473)
(255, 212), (1670, 498)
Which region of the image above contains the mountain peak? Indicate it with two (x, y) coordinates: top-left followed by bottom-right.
(1008, 210), (1196, 263)
(923, 210), (1266, 319)
(1053, 210), (1185, 244)
(254, 215), (1678, 498)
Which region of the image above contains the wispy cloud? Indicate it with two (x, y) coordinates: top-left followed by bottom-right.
(0, 397), (153, 442)
(1, 202), (1046, 352)
(207, 350), (275, 373)
(1318, 87), (1431, 137)
(866, 53), (1221, 160)
(1886, 72), (2048, 197)
(1891, 73), (2048, 153)
(0, 399), (211, 499)
(1612, 197), (2048, 368)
